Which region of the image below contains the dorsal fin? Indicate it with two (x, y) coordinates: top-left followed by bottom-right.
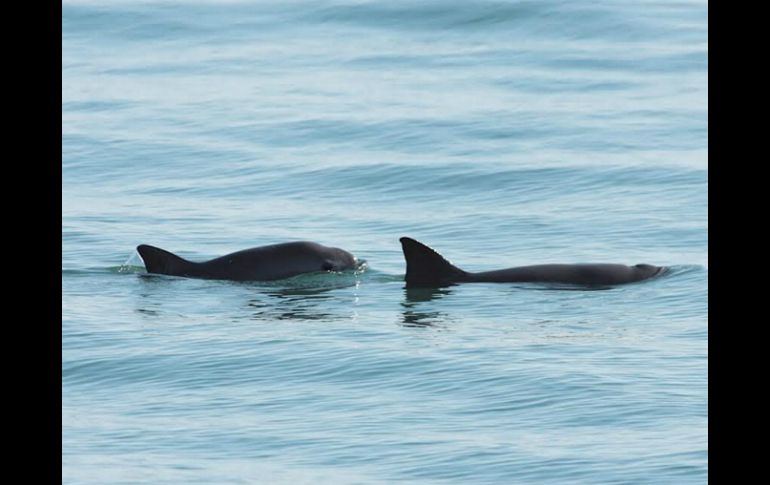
(399, 237), (467, 287)
(136, 244), (194, 277)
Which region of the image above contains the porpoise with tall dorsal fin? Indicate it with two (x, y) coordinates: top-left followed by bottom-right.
(399, 237), (667, 287)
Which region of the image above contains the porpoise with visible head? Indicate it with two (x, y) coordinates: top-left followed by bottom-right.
(400, 237), (667, 288)
(137, 241), (359, 281)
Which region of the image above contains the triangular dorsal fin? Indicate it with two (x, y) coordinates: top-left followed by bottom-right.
(136, 244), (194, 276)
(399, 237), (467, 287)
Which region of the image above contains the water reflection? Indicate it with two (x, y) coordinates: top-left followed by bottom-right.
(400, 287), (452, 327)
(248, 285), (340, 322)
(133, 270), (362, 323)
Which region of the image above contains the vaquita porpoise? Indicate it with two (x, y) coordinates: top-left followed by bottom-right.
(399, 237), (667, 288)
(137, 241), (359, 281)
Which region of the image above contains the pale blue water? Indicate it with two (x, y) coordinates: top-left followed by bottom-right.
(62, 1), (708, 483)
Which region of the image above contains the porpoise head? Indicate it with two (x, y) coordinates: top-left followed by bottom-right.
(633, 263), (667, 280)
(325, 246), (361, 271)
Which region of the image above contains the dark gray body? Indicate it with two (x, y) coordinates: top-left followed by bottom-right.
(137, 241), (358, 281)
(400, 237), (666, 287)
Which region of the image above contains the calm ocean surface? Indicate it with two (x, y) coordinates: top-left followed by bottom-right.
(62, 1), (708, 483)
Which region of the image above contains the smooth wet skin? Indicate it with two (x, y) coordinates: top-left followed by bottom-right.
(137, 241), (359, 281)
(400, 237), (666, 287)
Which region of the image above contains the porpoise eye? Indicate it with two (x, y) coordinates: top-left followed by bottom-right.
(322, 262), (334, 271)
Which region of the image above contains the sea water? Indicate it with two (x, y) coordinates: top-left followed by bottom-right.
(62, 1), (708, 483)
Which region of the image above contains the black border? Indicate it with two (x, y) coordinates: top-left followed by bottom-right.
(54, 0), (64, 481)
